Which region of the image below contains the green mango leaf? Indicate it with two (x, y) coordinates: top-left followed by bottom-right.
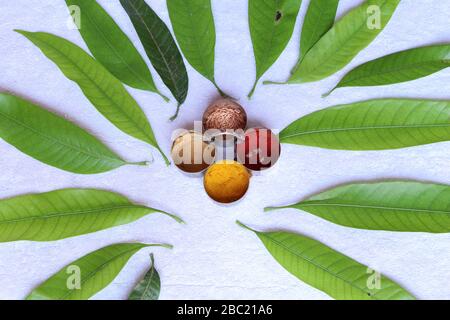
(26, 243), (171, 300)
(267, 181), (450, 233)
(237, 221), (415, 300)
(288, 0), (400, 84)
(120, 0), (189, 120)
(280, 99), (450, 150)
(297, 0), (339, 64)
(128, 253), (160, 300)
(65, 0), (168, 100)
(248, 0), (302, 97)
(0, 188), (183, 242)
(167, 0), (225, 96)
(326, 44), (450, 96)
(0, 93), (139, 174)
(15, 30), (169, 165)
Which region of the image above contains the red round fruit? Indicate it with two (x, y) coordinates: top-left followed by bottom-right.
(236, 128), (281, 171)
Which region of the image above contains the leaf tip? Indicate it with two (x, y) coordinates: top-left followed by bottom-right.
(247, 81), (258, 99)
(236, 220), (257, 233)
(14, 29), (27, 36)
(322, 87), (336, 98)
(262, 80), (286, 85)
(212, 82), (235, 100)
(149, 253), (155, 266)
(154, 243), (173, 250)
(129, 160), (151, 167)
(166, 212), (185, 224)
(155, 148), (170, 166)
(148, 208), (184, 224)
(265, 205), (292, 213)
(157, 91), (170, 103)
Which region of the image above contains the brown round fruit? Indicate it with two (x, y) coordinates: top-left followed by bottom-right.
(202, 99), (247, 132)
(236, 128), (281, 171)
(171, 131), (215, 174)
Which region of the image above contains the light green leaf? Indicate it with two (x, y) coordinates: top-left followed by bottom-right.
(167, 0), (225, 96)
(65, 0), (168, 100)
(267, 181), (450, 233)
(280, 99), (450, 150)
(0, 188), (183, 242)
(120, 0), (189, 120)
(128, 253), (161, 300)
(0, 93), (137, 174)
(26, 243), (171, 300)
(298, 0), (339, 63)
(15, 30), (169, 165)
(248, 0), (302, 97)
(327, 44), (450, 95)
(237, 221), (415, 300)
(289, 0), (400, 84)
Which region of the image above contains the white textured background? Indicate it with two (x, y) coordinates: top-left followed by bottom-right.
(0, 0), (450, 300)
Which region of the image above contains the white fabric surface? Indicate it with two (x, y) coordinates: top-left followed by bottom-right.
(0, 0), (450, 300)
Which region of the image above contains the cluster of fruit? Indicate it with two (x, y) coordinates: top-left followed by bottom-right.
(171, 99), (281, 204)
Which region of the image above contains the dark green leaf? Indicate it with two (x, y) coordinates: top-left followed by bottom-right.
(0, 93), (133, 174)
(280, 99), (450, 150)
(267, 181), (450, 233)
(120, 0), (189, 120)
(289, 0), (400, 84)
(0, 188), (183, 242)
(327, 44), (450, 95)
(16, 30), (169, 164)
(65, 0), (168, 100)
(128, 253), (161, 300)
(237, 221), (415, 300)
(248, 0), (302, 97)
(26, 243), (171, 300)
